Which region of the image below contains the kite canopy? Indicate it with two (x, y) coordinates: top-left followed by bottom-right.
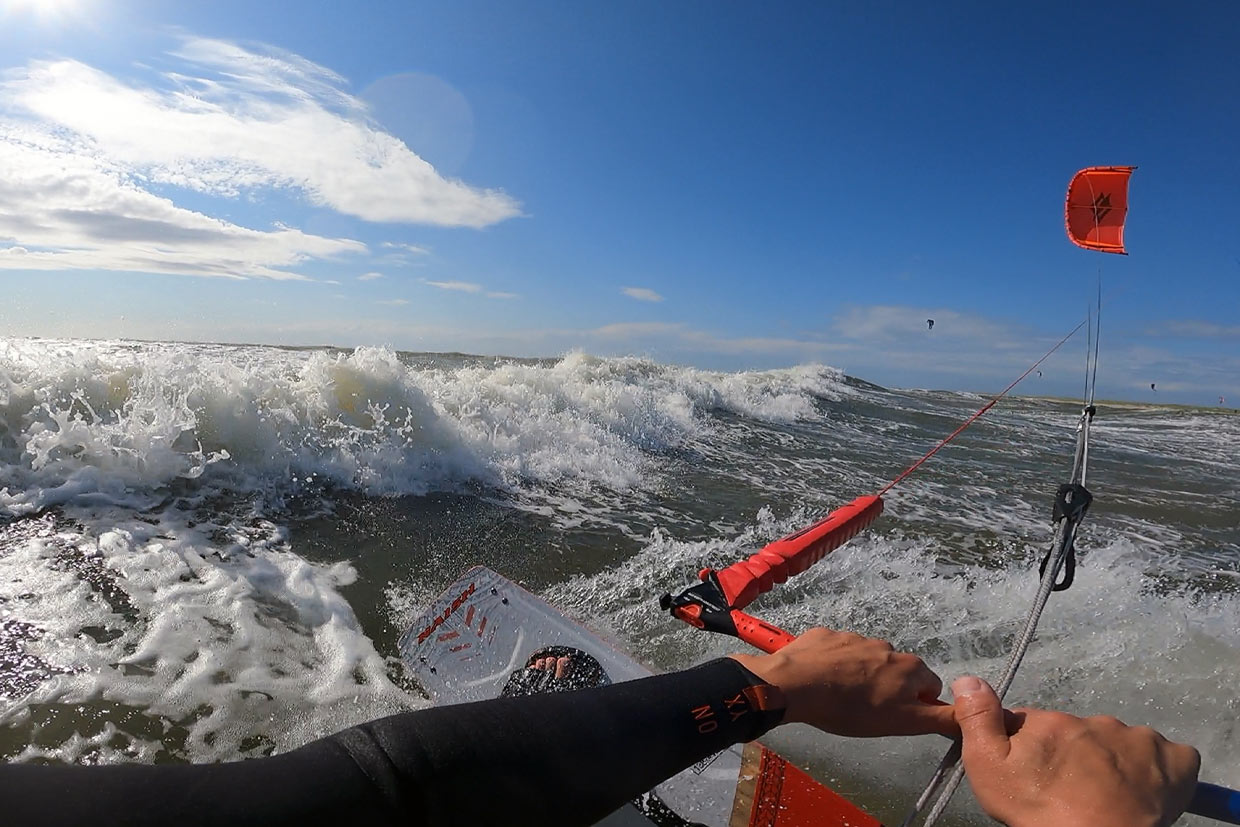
(1065, 166), (1135, 254)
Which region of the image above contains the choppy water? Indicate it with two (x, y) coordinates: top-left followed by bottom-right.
(1, 337), (1236, 825)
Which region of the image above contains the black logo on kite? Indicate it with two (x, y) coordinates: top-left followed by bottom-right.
(1091, 193), (1113, 224)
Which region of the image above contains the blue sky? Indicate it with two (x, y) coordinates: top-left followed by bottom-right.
(0, 0), (1236, 404)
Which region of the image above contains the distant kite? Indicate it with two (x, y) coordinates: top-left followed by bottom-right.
(927, 319), (934, 330)
(1066, 166), (1136, 255)
(1221, 396), (1227, 405)
(1151, 383), (1157, 391)
(1037, 370), (1042, 378)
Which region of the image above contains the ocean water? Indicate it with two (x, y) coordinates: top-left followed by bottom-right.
(0, 337), (1236, 825)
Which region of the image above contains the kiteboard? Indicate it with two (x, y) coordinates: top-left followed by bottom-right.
(399, 566), (880, 827)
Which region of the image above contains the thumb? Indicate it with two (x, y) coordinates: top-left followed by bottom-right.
(952, 676), (1010, 762)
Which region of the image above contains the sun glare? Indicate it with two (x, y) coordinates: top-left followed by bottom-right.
(2, 0), (87, 22)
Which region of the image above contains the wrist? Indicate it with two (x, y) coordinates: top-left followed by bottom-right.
(726, 654), (790, 725)
(727, 653), (796, 722)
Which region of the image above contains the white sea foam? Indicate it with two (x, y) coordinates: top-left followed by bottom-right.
(0, 337), (854, 762)
(0, 509), (416, 763)
(0, 340), (850, 515)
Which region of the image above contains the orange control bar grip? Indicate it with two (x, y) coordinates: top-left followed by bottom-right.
(712, 495), (884, 609)
(731, 610), (797, 653)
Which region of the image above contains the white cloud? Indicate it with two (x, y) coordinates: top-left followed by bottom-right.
(1, 41), (520, 227)
(832, 305), (1012, 343)
(1144, 320), (1240, 339)
(820, 304), (1089, 388)
(381, 241), (430, 255)
(0, 36), (521, 281)
(587, 321), (858, 360)
(422, 279), (518, 299)
(592, 321), (684, 338)
(377, 298), (409, 306)
(358, 272), (384, 281)
(425, 279), (482, 293)
(0, 125), (361, 279)
(621, 286), (663, 302)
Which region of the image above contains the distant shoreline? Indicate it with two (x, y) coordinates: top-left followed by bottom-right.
(1018, 394), (1239, 415)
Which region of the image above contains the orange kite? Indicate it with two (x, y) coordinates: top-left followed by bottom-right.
(1065, 166), (1135, 254)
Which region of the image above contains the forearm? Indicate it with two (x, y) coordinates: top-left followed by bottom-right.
(349, 656), (783, 825)
(0, 658), (782, 827)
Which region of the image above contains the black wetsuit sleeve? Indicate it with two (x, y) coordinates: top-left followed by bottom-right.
(0, 658), (784, 827)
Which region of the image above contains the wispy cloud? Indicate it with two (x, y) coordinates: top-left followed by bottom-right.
(817, 305), (1239, 400)
(425, 279), (482, 293)
(592, 321), (683, 338)
(832, 305), (1012, 343)
(621, 286), (663, 302)
(357, 271), (384, 281)
(381, 241), (430, 255)
(1144, 320), (1240, 339)
(0, 36), (521, 280)
(423, 279), (517, 299)
(376, 298), (409, 306)
(587, 321), (858, 358)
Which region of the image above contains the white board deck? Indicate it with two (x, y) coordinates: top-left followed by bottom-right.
(399, 566), (879, 827)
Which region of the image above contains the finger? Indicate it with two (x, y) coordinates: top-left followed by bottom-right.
(900, 700), (961, 737)
(1168, 743), (1202, 786)
(554, 656), (571, 680)
(908, 659), (945, 702)
(953, 676), (1011, 762)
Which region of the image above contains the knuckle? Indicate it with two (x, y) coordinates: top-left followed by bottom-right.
(891, 652), (924, 672)
(1090, 714), (1127, 729)
(1041, 710), (1083, 730)
(1182, 744), (1203, 773)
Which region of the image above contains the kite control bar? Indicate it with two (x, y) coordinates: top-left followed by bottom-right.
(658, 570), (798, 652)
(661, 319), (1083, 650)
(1191, 783), (1240, 824)
(660, 495), (883, 652)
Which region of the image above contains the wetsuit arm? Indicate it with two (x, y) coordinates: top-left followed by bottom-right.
(0, 658), (783, 827)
